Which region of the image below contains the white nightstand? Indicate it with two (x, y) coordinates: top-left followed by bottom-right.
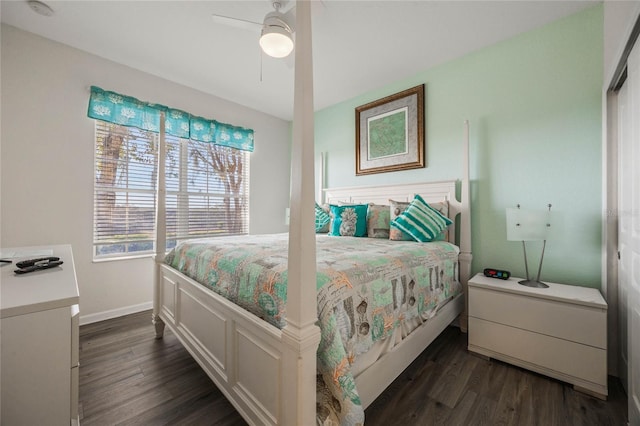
(467, 273), (607, 399)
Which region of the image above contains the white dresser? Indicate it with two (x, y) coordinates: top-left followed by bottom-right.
(467, 273), (607, 399)
(1, 245), (80, 425)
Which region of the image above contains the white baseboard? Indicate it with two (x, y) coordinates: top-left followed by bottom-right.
(80, 301), (153, 326)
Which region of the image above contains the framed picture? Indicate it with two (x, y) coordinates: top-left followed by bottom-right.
(355, 84), (425, 175)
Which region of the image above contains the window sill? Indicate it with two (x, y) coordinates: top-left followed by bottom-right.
(92, 253), (154, 263)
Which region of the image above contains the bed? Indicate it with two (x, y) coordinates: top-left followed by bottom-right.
(153, 179), (470, 425)
(151, 3), (471, 425)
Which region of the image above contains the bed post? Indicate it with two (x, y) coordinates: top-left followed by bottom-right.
(152, 112), (166, 339)
(458, 120), (472, 332)
(282, 1), (322, 425)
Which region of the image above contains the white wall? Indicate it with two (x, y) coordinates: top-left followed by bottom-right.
(604, 1), (640, 86)
(0, 24), (292, 323)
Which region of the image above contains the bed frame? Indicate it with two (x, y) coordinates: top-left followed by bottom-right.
(151, 3), (471, 425)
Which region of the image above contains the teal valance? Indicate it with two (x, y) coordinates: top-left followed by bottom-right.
(87, 86), (254, 152)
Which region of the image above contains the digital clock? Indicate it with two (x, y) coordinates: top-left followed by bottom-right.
(483, 268), (511, 280)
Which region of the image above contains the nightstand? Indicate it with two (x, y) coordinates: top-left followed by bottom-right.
(467, 273), (607, 399)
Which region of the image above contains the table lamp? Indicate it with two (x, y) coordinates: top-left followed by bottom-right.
(506, 204), (552, 288)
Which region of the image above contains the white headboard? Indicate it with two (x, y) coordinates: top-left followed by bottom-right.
(323, 180), (461, 246)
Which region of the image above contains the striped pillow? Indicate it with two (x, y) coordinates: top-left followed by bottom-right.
(315, 203), (331, 233)
(390, 194), (452, 242)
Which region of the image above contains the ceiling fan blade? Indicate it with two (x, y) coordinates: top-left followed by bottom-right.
(211, 14), (262, 32)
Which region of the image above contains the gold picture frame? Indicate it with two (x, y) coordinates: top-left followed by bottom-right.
(355, 84), (425, 175)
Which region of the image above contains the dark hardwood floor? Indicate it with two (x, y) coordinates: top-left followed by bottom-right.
(79, 311), (628, 425)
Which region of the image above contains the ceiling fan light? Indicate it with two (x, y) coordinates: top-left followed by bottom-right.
(260, 25), (294, 58)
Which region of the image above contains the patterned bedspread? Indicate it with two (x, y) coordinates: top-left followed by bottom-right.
(165, 233), (461, 425)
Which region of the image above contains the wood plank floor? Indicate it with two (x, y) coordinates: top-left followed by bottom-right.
(79, 310), (628, 425)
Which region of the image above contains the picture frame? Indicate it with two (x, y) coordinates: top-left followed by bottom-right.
(355, 84), (425, 175)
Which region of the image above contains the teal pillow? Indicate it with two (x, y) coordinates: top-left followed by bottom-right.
(315, 203), (331, 233)
(329, 204), (368, 237)
(390, 195), (452, 242)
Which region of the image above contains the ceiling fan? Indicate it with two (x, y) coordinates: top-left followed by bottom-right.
(211, 1), (297, 59)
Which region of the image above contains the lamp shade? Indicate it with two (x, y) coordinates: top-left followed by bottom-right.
(506, 208), (551, 241)
(259, 13), (294, 59)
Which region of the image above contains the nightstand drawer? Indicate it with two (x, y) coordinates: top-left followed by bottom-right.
(469, 286), (606, 348)
(469, 317), (607, 388)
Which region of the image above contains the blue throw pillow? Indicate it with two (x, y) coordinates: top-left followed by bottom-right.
(329, 204), (368, 237)
(390, 195), (452, 242)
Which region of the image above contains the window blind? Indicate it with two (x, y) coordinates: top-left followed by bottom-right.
(164, 136), (250, 247)
(93, 121), (249, 259)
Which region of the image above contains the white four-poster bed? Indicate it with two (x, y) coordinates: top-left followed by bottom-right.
(151, 2), (472, 425)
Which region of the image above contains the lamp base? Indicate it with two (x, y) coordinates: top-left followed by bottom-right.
(518, 279), (549, 288)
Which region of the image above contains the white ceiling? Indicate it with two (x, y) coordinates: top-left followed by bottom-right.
(1, 0), (597, 120)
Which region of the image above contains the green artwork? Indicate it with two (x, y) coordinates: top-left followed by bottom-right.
(368, 108), (408, 159)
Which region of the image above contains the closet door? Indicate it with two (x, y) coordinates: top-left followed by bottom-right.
(619, 39), (640, 425)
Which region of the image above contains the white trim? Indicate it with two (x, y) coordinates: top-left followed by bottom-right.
(92, 253), (154, 263)
(80, 301), (152, 326)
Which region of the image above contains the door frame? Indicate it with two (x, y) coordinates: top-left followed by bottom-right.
(604, 88), (621, 380)
(604, 7), (640, 423)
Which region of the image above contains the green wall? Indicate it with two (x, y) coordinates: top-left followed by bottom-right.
(315, 5), (603, 288)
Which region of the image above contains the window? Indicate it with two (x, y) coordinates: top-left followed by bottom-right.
(93, 121), (249, 259)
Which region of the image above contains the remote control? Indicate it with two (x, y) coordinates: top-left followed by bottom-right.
(14, 260), (63, 274)
(483, 268), (510, 280)
(15, 257), (60, 269)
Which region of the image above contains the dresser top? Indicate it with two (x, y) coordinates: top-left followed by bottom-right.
(1, 245), (79, 318)
(468, 273), (606, 309)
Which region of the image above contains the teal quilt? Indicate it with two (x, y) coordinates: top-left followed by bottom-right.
(165, 233), (461, 425)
